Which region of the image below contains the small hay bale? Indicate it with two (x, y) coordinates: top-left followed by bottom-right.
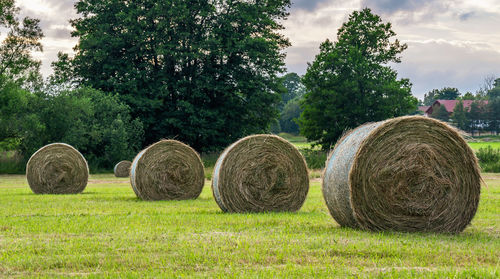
(130, 140), (204, 201)
(26, 143), (89, 194)
(114, 160), (132, 177)
(212, 134), (309, 213)
(323, 116), (481, 233)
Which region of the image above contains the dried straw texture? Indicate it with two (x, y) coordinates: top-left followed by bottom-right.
(114, 160), (132, 177)
(212, 134), (309, 213)
(26, 143), (89, 194)
(130, 140), (204, 201)
(323, 116), (481, 233)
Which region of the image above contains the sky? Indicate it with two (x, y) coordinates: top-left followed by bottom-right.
(11, 0), (500, 99)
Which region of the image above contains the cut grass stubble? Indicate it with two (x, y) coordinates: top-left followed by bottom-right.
(0, 173), (498, 278)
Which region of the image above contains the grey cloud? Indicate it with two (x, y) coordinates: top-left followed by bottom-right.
(291, 0), (332, 11)
(394, 41), (500, 98)
(459, 11), (475, 21)
(360, 0), (436, 14)
(360, 0), (453, 24)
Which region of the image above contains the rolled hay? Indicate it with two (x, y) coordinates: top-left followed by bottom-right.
(130, 140), (204, 201)
(323, 116), (481, 233)
(26, 143), (89, 194)
(212, 134), (309, 213)
(114, 160), (132, 177)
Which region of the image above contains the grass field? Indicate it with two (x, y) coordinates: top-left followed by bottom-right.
(279, 133), (500, 152)
(469, 142), (500, 151)
(0, 174), (498, 278)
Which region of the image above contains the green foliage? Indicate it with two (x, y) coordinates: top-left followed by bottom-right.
(0, 0), (44, 90)
(0, 75), (43, 149)
(299, 149), (327, 169)
(486, 98), (500, 133)
(279, 97), (302, 134)
(0, 151), (23, 173)
(467, 101), (484, 135)
(47, 52), (78, 92)
(460, 92), (476, 100)
(423, 87), (460, 106)
(71, 0), (291, 151)
(18, 88), (144, 172)
(280, 72), (305, 108)
(431, 104), (450, 121)
(486, 78), (500, 99)
(476, 146), (500, 172)
(299, 8), (417, 149)
(452, 100), (468, 130)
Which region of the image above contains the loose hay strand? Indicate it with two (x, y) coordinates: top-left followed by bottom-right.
(323, 116), (481, 233)
(114, 160), (132, 177)
(130, 140), (205, 201)
(26, 143), (89, 194)
(212, 134), (309, 213)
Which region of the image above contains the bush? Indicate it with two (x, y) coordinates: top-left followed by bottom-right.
(476, 146), (500, 172)
(0, 151), (24, 174)
(300, 149), (328, 170)
(18, 87), (144, 173)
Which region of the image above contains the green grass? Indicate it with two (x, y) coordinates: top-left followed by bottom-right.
(0, 174), (498, 278)
(469, 142), (500, 151)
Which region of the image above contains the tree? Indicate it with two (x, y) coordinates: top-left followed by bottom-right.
(486, 98), (500, 135)
(280, 72), (305, 109)
(431, 104), (449, 121)
(487, 78), (500, 99)
(46, 52), (79, 93)
(0, 75), (43, 149)
(279, 97), (302, 134)
(21, 88), (144, 170)
(452, 101), (468, 131)
(467, 101), (484, 136)
(476, 75), (496, 97)
(0, 0), (44, 90)
(423, 87), (460, 105)
(70, 0), (291, 151)
(460, 91), (475, 100)
(299, 8), (417, 149)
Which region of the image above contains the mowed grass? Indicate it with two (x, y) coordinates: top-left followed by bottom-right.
(469, 142), (500, 151)
(279, 132), (500, 152)
(0, 174), (498, 278)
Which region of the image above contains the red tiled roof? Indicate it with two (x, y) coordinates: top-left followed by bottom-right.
(418, 106), (430, 112)
(425, 99), (489, 114)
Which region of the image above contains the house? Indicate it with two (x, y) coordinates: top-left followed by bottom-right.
(418, 106), (430, 114)
(424, 100), (489, 117)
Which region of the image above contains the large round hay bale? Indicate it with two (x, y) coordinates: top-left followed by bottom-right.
(26, 143), (89, 194)
(114, 160), (132, 177)
(130, 140), (204, 201)
(323, 116), (481, 233)
(212, 134), (309, 213)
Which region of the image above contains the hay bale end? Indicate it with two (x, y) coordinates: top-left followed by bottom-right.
(322, 116), (481, 233)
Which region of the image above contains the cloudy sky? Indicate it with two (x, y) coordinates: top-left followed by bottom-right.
(13, 0), (500, 99)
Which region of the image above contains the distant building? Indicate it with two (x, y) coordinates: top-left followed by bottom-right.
(424, 100), (489, 117)
(418, 106), (430, 115)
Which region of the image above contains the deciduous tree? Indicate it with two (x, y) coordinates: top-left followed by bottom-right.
(299, 8), (417, 149)
(71, 0), (291, 151)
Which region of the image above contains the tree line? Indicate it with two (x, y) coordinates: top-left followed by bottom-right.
(2, 1), (424, 171)
(424, 81), (500, 135)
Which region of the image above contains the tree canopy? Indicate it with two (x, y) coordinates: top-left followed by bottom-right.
(70, 0), (291, 151)
(299, 8), (417, 149)
(423, 87), (460, 106)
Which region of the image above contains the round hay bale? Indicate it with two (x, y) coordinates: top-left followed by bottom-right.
(26, 143), (89, 194)
(212, 134), (309, 213)
(323, 116), (481, 233)
(130, 140), (204, 201)
(114, 160), (132, 177)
